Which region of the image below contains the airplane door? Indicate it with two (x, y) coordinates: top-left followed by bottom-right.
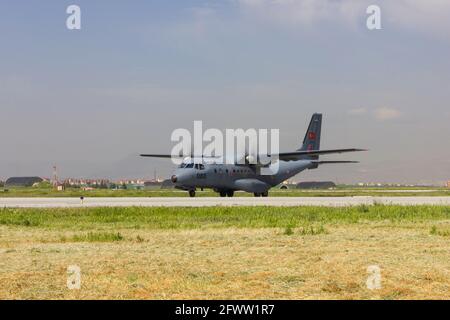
(217, 167), (225, 186)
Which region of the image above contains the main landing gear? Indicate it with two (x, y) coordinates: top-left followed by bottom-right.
(219, 190), (234, 197)
(254, 191), (269, 197)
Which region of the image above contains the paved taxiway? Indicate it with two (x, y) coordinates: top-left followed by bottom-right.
(1, 197), (450, 208)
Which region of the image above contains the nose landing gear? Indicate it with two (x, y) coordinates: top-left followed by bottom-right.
(188, 190), (196, 197)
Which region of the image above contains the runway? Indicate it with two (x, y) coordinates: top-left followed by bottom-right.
(1, 196), (450, 208)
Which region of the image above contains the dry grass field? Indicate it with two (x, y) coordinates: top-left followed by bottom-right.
(0, 205), (449, 299)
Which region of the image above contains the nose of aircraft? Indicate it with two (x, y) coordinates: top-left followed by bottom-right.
(171, 169), (193, 185)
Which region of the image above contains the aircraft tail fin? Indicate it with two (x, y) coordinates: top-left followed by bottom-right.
(298, 113), (322, 161)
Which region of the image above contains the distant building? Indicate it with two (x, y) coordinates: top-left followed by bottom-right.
(5, 177), (43, 187)
(63, 178), (111, 188)
(296, 181), (336, 189)
(278, 180), (294, 189)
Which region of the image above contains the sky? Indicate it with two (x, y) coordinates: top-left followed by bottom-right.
(0, 0), (449, 184)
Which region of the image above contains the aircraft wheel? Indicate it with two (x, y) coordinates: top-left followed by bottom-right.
(261, 191), (269, 197)
(226, 190), (234, 197)
(219, 191), (227, 197)
(253, 192), (261, 197)
(189, 190), (196, 197)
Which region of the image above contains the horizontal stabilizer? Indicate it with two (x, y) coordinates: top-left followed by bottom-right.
(311, 160), (360, 164)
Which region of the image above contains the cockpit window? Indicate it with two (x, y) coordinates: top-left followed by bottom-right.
(185, 163), (194, 168)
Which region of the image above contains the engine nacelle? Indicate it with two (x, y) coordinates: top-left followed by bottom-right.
(245, 154), (257, 164)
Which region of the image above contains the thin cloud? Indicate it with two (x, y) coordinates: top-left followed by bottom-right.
(236, 0), (450, 37)
(237, 0), (365, 27)
(373, 107), (402, 120)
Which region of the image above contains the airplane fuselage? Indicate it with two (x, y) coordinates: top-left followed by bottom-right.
(171, 160), (314, 196)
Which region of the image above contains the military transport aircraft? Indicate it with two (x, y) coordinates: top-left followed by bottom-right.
(141, 114), (366, 197)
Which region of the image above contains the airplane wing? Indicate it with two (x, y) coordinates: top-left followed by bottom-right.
(140, 149), (366, 161)
(276, 148), (366, 161)
(140, 154), (174, 158)
(140, 154), (222, 159)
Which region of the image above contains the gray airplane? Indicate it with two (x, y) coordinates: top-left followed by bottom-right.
(141, 114), (365, 197)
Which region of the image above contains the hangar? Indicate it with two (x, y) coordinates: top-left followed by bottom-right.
(5, 177), (43, 187)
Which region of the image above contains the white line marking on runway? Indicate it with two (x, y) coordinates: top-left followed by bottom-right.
(0, 197), (449, 208)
